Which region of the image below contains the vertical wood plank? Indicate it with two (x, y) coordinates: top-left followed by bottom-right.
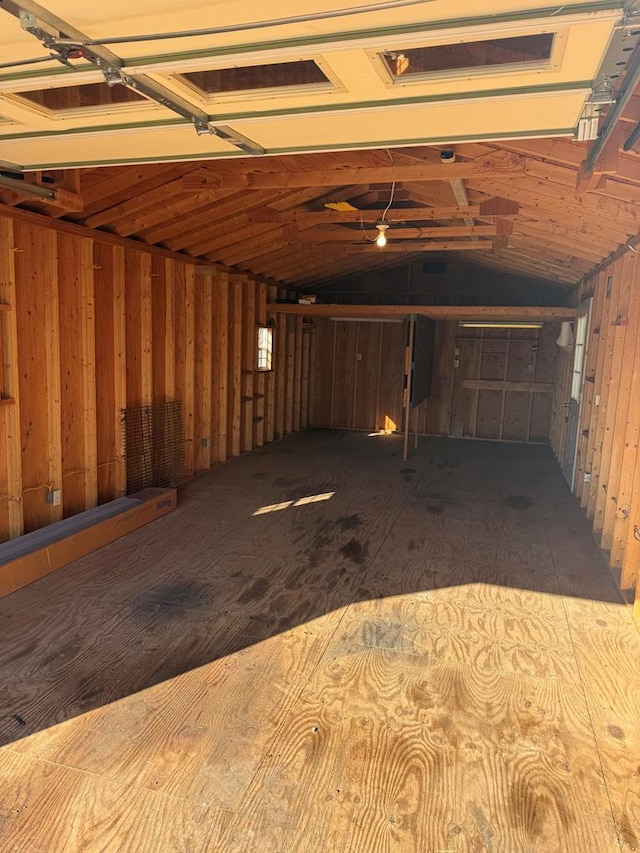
(254, 282), (267, 446)
(350, 322), (361, 430)
(94, 244), (126, 502)
(611, 259), (640, 571)
(45, 231), (62, 525)
(580, 271), (614, 510)
(212, 270), (229, 464)
(293, 317), (303, 433)
(353, 323), (382, 431)
(301, 322), (311, 430)
(15, 222), (62, 531)
(425, 321), (457, 437)
(310, 319), (335, 428)
(586, 267), (621, 520)
(274, 298), (286, 439)
(125, 250), (153, 408)
(58, 233), (97, 517)
(0, 219), (23, 539)
(377, 322), (405, 433)
(332, 321), (357, 428)
(599, 253), (639, 549)
(175, 263), (195, 476)
(241, 276), (255, 454)
(227, 275), (243, 457)
(194, 274), (213, 471)
(621, 451), (640, 590)
(285, 316), (296, 435)
(574, 278), (605, 500)
(264, 284), (277, 443)
(151, 256), (176, 404)
(593, 256), (632, 536)
(164, 260), (176, 401)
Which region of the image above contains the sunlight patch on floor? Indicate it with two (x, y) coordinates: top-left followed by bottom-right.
(252, 492), (335, 516)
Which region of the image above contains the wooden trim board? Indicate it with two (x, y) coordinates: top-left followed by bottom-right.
(270, 304), (576, 321)
(0, 487), (176, 599)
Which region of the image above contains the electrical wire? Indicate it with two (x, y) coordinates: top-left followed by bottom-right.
(359, 179), (396, 242)
(360, 216), (379, 243)
(66, 0), (437, 47)
(381, 180), (396, 221)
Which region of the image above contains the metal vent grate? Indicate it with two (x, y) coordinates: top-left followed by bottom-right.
(123, 401), (185, 494)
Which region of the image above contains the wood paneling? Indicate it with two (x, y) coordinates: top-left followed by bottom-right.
(14, 222), (62, 532)
(314, 319), (556, 444)
(212, 270), (229, 464)
(0, 218), (310, 542)
(58, 234), (97, 518)
(450, 326), (557, 442)
(550, 248), (640, 618)
(94, 244), (126, 503)
(0, 219), (23, 540)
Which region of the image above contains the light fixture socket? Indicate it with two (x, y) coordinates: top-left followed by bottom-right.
(375, 220), (389, 247)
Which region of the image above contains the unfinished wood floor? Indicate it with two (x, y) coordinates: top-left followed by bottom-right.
(1, 431), (639, 853)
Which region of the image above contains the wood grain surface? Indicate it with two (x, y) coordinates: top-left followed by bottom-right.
(0, 431), (638, 852)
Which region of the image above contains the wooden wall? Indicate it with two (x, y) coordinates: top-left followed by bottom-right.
(450, 323), (558, 442)
(311, 318), (558, 442)
(550, 250), (640, 617)
(0, 214), (310, 541)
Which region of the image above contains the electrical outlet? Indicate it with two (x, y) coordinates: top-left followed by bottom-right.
(202, 437), (210, 448)
(47, 489), (61, 507)
(584, 472), (591, 484)
(453, 359), (460, 368)
(595, 395), (601, 406)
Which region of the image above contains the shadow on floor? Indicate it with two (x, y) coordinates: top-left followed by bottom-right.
(0, 429), (628, 748)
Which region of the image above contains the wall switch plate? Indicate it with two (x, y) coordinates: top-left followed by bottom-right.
(202, 437), (210, 448)
(47, 489), (61, 506)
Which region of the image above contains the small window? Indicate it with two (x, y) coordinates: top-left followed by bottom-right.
(180, 60), (330, 95)
(18, 83), (146, 111)
(381, 32), (555, 80)
(257, 327), (274, 372)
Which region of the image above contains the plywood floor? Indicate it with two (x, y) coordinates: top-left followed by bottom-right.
(1, 431), (639, 853)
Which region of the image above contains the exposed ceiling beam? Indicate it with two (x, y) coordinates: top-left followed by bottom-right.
(346, 240), (497, 253)
(449, 176), (475, 228)
(292, 200), (519, 226)
(305, 225), (498, 241)
(207, 152), (525, 189)
(269, 304), (577, 321)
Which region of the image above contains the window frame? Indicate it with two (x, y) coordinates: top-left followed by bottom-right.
(256, 325), (274, 373)
(369, 27), (567, 88)
(174, 56), (341, 104)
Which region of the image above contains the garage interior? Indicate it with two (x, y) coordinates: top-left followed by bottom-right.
(1, 1), (640, 850)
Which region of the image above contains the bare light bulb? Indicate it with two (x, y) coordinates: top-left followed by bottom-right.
(375, 221), (389, 247)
